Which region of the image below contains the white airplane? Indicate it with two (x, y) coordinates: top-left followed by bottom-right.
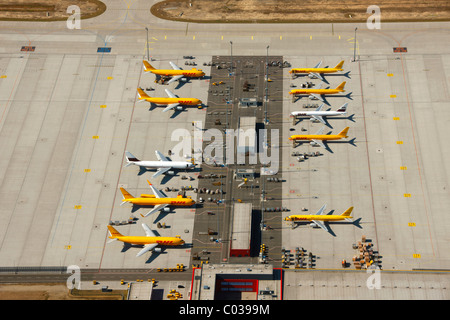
(124, 150), (195, 178)
(291, 103), (348, 125)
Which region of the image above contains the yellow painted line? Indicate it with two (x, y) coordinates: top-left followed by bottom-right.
(310, 35), (312, 40)
(93, 135), (99, 139)
(404, 193), (411, 198)
(400, 166), (407, 170)
(107, 76), (113, 80)
(84, 169), (91, 172)
(74, 205), (82, 209)
(193, 35), (195, 40)
(0, 75), (6, 78)
(408, 222), (416, 227)
(390, 94), (396, 98)
(251, 36), (254, 40)
(152, 37), (158, 41)
(413, 254), (421, 258)
(100, 105), (106, 108)
(280, 36), (282, 40)
(387, 73), (394, 77)
(338, 35), (341, 40)
(64, 245), (72, 250)
(393, 117), (400, 120)
(164, 35), (167, 40)
(221, 35), (223, 40)
(397, 141), (403, 144)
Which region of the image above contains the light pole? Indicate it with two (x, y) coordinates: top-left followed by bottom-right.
(353, 27), (358, 62)
(145, 27), (149, 61)
(229, 41), (233, 76)
(265, 45), (269, 124)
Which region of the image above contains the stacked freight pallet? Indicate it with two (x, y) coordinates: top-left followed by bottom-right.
(352, 235), (380, 270)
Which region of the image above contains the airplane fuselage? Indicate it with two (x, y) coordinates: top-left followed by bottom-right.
(285, 215), (352, 222)
(123, 196), (195, 207)
(290, 110), (344, 117)
(128, 160), (193, 169)
(288, 134), (345, 141)
(290, 68), (341, 75)
(150, 69), (205, 78)
(141, 97), (201, 106)
(289, 88), (344, 95)
(112, 235), (185, 246)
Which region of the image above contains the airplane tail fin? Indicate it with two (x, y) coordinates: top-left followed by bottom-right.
(137, 88), (150, 101)
(143, 60), (155, 72)
(335, 81), (346, 91)
(340, 206), (353, 217)
(336, 102), (348, 114)
(125, 151), (139, 167)
(120, 187), (134, 200)
(107, 225), (123, 240)
(334, 60), (344, 70)
(341, 206), (354, 222)
(337, 127), (350, 138)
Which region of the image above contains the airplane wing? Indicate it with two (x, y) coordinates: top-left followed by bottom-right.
(169, 61), (182, 70)
(309, 93), (324, 102)
(309, 72), (324, 81)
(162, 103), (180, 113)
(166, 75), (184, 85)
(142, 223), (157, 237)
(136, 243), (159, 257)
(147, 180), (166, 198)
(152, 167), (171, 178)
(155, 150), (169, 162)
(141, 203), (169, 218)
(313, 61), (322, 68)
(165, 88), (177, 98)
(312, 220), (328, 232)
(312, 115), (326, 125)
(311, 139), (326, 149)
(316, 204), (327, 215)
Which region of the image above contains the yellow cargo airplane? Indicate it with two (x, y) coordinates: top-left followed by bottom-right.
(284, 204), (354, 232)
(107, 223), (185, 257)
(143, 60), (205, 84)
(289, 60), (345, 81)
(119, 180), (196, 218)
(137, 88), (202, 112)
(289, 126), (349, 149)
(289, 81), (346, 102)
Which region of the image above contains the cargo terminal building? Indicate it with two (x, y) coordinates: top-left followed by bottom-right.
(190, 264), (282, 300)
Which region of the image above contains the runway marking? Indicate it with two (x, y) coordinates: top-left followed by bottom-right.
(152, 37), (158, 41)
(251, 36), (254, 40)
(280, 36), (282, 40)
(310, 35), (312, 40)
(165, 35), (167, 40)
(221, 35), (223, 40)
(193, 35), (195, 40)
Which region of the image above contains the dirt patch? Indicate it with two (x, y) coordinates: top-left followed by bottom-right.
(0, 283), (126, 300)
(0, 0), (106, 21)
(151, 0), (450, 23)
